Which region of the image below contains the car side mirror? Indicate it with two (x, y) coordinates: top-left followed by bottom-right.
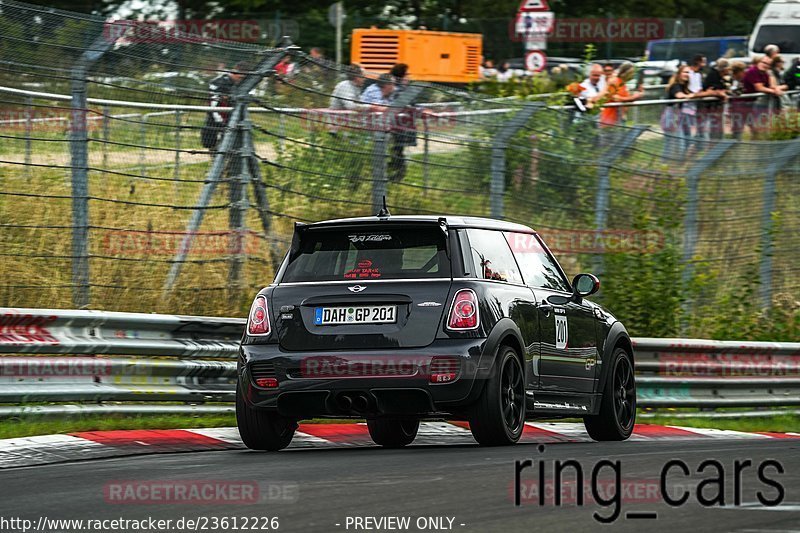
(573, 273), (600, 298)
(545, 274), (600, 306)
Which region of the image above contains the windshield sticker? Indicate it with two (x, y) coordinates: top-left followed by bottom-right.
(345, 259), (382, 279)
(348, 234), (392, 243)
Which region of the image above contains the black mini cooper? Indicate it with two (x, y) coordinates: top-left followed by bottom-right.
(237, 214), (636, 450)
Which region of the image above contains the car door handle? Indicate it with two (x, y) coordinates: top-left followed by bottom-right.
(537, 303), (553, 316)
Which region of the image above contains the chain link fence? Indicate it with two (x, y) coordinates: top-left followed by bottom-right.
(0, 0), (798, 338)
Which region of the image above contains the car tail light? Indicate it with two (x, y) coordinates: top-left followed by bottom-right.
(429, 356), (460, 384)
(255, 377), (278, 388)
(447, 289), (479, 330)
(248, 295), (271, 336)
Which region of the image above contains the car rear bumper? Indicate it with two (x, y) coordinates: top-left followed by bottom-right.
(239, 339), (489, 418)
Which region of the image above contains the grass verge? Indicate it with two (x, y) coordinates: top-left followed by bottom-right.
(0, 413), (236, 440)
(637, 414), (800, 434)
(1, 411), (798, 440)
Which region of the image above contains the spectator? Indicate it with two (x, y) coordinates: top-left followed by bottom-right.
(387, 63), (417, 182)
(771, 55), (790, 110)
(202, 62), (247, 150)
(599, 62), (643, 127)
(786, 57), (800, 110)
(602, 63), (614, 89)
(701, 58), (730, 140)
(661, 65), (696, 159)
(579, 63), (607, 106)
(786, 57), (800, 92)
(360, 72), (395, 108)
(764, 44), (780, 60)
(496, 61), (514, 82)
(480, 58), (497, 79)
(743, 55), (783, 138)
(331, 64), (367, 110)
(685, 54), (711, 141)
(329, 64), (368, 135)
(729, 61), (748, 139)
(275, 56), (294, 77)
(303, 47), (333, 85)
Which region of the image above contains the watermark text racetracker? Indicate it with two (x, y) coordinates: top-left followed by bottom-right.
(103, 480), (298, 505)
(0, 516), (279, 532)
(513, 446), (786, 523)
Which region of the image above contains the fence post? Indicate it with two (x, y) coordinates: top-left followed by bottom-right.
(164, 44), (290, 293)
(101, 105), (110, 170)
(24, 96), (32, 179)
(422, 117), (429, 195)
(139, 113), (148, 178)
(371, 129), (388, 212)
(680, 140), (734, 329)
(759, 140), (800, 309)
(370, 85), (425, 213)
(174, 110), (182, 186)
(489, 103), (541, 219)
(229, 113), (251, 290)
(69, 33), (117, 309)
(592, 125), (647, 275)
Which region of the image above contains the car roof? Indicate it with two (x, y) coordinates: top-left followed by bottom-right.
(304, 215), (536, 233)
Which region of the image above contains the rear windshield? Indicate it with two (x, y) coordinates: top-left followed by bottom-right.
(281, 226), (451, 282)
(753, 26), (800, 54)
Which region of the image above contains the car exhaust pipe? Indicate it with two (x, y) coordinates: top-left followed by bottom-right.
(336, 393), (353, 411)
(353, 393), (371, 412)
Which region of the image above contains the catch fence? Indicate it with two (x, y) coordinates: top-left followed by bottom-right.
(0, 0), (799, 340)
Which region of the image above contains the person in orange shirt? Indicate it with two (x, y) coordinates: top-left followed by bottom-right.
(599, 62), (643, 127)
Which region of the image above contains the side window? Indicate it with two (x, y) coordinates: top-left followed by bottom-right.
(504, 232), (571, 292)
(466, 229), (523, 284)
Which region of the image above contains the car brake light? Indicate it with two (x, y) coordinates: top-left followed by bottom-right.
(255, 377), (278, 388)
(430, 356), (460, 383)
(248, 295), (271, 336)
(447, 289), (479, 330)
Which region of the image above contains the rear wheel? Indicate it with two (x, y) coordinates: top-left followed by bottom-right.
(367, 418), (419, 448)
(584, 348), (636, 441)
(236, 383), (297, 451)
(469, 346), (525, 446)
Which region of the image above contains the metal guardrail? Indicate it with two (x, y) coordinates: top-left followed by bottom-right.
(1, 308), (799, 413)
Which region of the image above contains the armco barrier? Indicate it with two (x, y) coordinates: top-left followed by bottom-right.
(1, 308), (799, 411)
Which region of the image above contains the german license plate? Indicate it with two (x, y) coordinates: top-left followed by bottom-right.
(314, 305), (396, 325)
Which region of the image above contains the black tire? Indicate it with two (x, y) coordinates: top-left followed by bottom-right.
(236, 383), (297, 451)
(367, 418), (419, 448)
(584, 348), (636, 441)
(469, 345), (526, 446)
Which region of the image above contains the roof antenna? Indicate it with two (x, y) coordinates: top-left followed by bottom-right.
(377, 196), (391, 218)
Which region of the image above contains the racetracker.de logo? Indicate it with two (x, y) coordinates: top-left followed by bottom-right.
(101, 229), (265, 258)
(104, 480), (299, 505)
(103, 19), (262, 44)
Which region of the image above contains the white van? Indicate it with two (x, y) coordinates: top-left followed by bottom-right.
(749, 0), (800, 65)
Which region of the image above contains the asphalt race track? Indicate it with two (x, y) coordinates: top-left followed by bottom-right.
(1, 433), (798, 533)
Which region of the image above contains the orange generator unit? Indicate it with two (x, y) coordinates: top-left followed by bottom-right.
(350, 28), (482, 84)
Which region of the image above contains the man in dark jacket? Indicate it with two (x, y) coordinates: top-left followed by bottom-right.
(203, 62), (247, 150)
(702, 58), (730, 140)
(786, 57), (800, 109)
(388, 63), (415, 182)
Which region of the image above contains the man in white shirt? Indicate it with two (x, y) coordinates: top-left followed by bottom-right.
(329, 64), (369, 134)
(330, 64), (367, 111)
(580, 64), (606, 104)
(686, 54), (712, 141)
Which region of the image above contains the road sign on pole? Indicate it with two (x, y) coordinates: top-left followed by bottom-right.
(328, 2), (344, 65)
(518, 0), (550, 12)
(525, 50), (546, 72)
